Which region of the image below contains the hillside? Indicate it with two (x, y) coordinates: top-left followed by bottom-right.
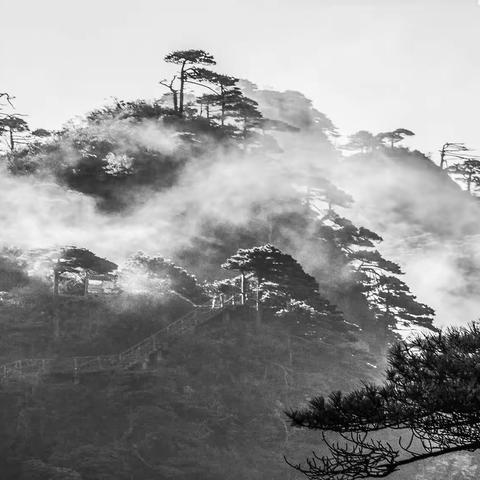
(1, 48), (479, 479)
(335, 148), (480, 327)
(0, 292), (380, 480)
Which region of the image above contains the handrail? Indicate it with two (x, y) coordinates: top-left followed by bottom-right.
(80, 297), (241, 371)
(0, 294), (247, 381)
(118, 298), (215, 359)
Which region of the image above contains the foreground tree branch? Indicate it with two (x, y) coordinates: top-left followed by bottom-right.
(285, 323), (480, 479)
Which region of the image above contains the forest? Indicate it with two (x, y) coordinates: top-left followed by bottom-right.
(1, 49), (480, 479)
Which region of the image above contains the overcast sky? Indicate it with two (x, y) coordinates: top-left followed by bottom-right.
(1, 0), (479, 160)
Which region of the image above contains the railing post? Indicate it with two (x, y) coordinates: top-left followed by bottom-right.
(241, 272), (246, 305)
(73, 357), (79, 384)
(84, 272), (89, 296)
(53, 270), (59, 296)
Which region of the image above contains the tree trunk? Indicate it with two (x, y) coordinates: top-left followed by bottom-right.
(179, 77), (184, 114)
(53, 270), (59, 296)
(9, 128), (14, 151)
(240, 271), (246, 305)
(440, 145), (446, 169)
(256, 307), (262, 324)
(173, 91), (178, 112)
(179, 61), (186, 116)
(255, 277), (262, 324)
(83, 272), (89, 296)
(385, 290), (391, 316)
(220, 87), (226, 126)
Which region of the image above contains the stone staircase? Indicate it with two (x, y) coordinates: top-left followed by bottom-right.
(0, 294), (244, 383)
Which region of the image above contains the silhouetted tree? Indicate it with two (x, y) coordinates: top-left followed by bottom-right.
(373, 274), (434, 329)
(56, 247), (117, 275)
(196, 93), (215, 119)
(0, 115), (29, 151)
(122, 252), (206, 303)
(88, 99), (170, 123)
(190, 68), (239, 125)
(31, 128), (51, 138)
(345, 130), (380, 153)
(222, 244), (338, 315)
(286, 323), (480, 479)
(223, 89), (263, 138)
(447, 158), (480, 193)
(163, 49), (216, 115)
(158, 76), (180, 112)
(377, 128), (415, 148)
(53, 247), (117, 297)
(314, 211), (434, 333)
(304, 178), (353, 215)
(439, 142), (470, 170)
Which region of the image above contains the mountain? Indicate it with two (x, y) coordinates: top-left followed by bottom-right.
(1, 53), (475, 478)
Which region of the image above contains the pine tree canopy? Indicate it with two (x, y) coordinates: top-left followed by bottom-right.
(164, 49), (216, 66)
(222, 244), (338, 314)
(56, 247), (117, 275)
(286, 323), (480, 479)
(123, 252), (206, 301)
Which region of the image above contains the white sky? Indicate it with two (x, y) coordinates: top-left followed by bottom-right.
(1, 0), (480, 160)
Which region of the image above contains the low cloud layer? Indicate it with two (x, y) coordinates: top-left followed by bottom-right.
(2, 87), (480, 328)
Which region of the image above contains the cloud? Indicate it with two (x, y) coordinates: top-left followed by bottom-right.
(3, 88), (480, 329)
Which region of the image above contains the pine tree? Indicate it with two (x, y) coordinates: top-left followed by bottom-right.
(223, 89), (263, 139)
(56, 247), (117, 275)
(376, 128), (415, 148)
(447, 159), (480, 193)
(313, 212), (435, 333)
(162, 49), (216, 115)
(344, 130), (381, 153)
(222, 244), (338, 316)
(286, 323), (480, 479)
(121, 252), (206, 303)
(189, 68), (239, 125)
(0, 115), (29, 151)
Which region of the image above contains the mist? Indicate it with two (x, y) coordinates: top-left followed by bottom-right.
(2, 84), (480, 330)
